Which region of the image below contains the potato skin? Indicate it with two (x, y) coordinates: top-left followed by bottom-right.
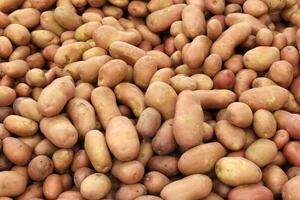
(28, 155), (53, 181)
(111, 160), (145, 184)
(0, 171), (27, 197)
(263, 164), (288, 196)
(143, 171), (170, 195)
(215, 157), (262, 186)
(160, 174), (213, 200)
(182, 5), (205, 38)
(283, 141), (300, 166)
(136, 107), (161, 138)
(253, 109), (277, 138)
(274, 110), (300, 140)
(115, 183), (147, 200)
(84, 130), (112, 173)
(106, 116), (140, 161)
(4, 115), (38, 137)
(226, 102), (253, 128)
(282, 175), (300, 200)
(239, 86), (289, 111)
(148, 156), (178, 177)
(40, 115), (78, 148)
(0, 86), (16, 106)
(178, 142), (227, 175)
(173, 90), (204, 150)
(43, 174), (63, 200)
(228, 184), (274, 200)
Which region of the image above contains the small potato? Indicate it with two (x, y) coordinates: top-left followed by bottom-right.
(161, 174), (212, 200)
(215, 157), (262, 186)
(256, 28), (273, 46)
(272, 129), (290, 149)
(148, 156), (178, 177)
(43, 174), (63, 200)
(243, 0), (268, 17)
(191, 74), (213, 90)
(15, 83), (32, 97)
(143, 171), (170, 195)
(282, 175), (300, 200)
(202, 53), (222, 78)
(245, 139), (277, 167)
(84, 130), (112, 173)
(0, 171), (27, 197)
(182, 5), (205, 38)
(102, 5), (124, 19)
(211, 23), (251, 61)
(228, 184), (274, 200)
(106, 116), (140, 161)
(54, 6), (82, 30)
(136, 107), (161, 138)
(224, 54), (243, 73)
(136, 25), (161, 47)
(40, 11), (65, 36)
(82, 47), (107, 60)
(1, 60), (29, 78)
(205, 0), (225, 14)
(4, 115), (38, 136)
(146, 50), (172, 69)
(34, 139), (57, 156)
(25, 69), (47, 88)
(133, 55), (157, 89)
(74, 167), (94, 188)
(74, 21), (101, 42)
(252, 77), (276, 88)
(243, 47), (280, 72)
(239, 86), (289, 111)
(213, 69), (235, 89)
(28, 155), (53, 181)
(234, 69), (257, 96)
(173, 90), (204, 150)
(283, 141), (300, 166)
(128, 1), (148, 17)
(183, 35), (212, 68)
(67, 98), (96, 139)
(194, 89), (237, 109)
(0, 36), (13, 58)
(274, 110), (300, 139)
(267, 60), (293, 88)
(8, 8), (40, 29)
(152, 119), (177, 155)
(145, 81), (177, 120)
(114, 83), (145, 117)
(147, 0), (173, 12)
(171, 75), (197, 93)
(137, 139), (153, 166)
(111, 160), (144, 184)
(80, 173), (111, 200)
(18, 134), (43, 150)
(40, 115), (78, 148)
(215, 120), (246, 151)
(146, 4), (186, 32)
(253, 109), (276, 138)
(225, 13), (266, 33)
(0, 86), (16, 106)
(3, 137), (32, 165)
(178, 142), (227, 175)
(38, 76), (75, 117)
(207, 19), (223, 41)
(115, 184), (147, 200)
(263, 164), (288, 196)
(52, 149), (74, 173)
(74, 83), (94, 101)
(16, 182), (43, 200)
(26, 53), (45, 69)
(31, 30), (60, 49)
(226, 102), (253, 128)
(4, 24), (31, 46)
(71, 150), (91, 172)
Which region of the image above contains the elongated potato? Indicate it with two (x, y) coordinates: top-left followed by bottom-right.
(115, 184), (147, 200)
(4, 115), (38, 136)
(182, 5), (205, 38)
(136, 107), (161, 138)
(275, 110), (300, 140)
(40, 11), (65, 36)
(40, 115), (78, 148)
(91, 86), (121, 129)
(106, 116), (140, 161)
(228, 184), (274, 200)
(160, 174), (213, 200)
(8, 8), (40, 29)
(173, 90), (204, 150)
(263, 164), (288, 196)
(0, 171), (27, 197)
(0, 86), (16, 106)
(1, 60), (29, 78)
(38, 76), (75, 117)
(84, 130), (112, 173)
(54, 6), (83, 30)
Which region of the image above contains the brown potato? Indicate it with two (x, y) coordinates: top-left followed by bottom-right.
(4, 115), (38, 136)
(80, 173), (111, 200)
(40, 115), (78, 148)
(13, 97), (42, 122)
(226, 102), (253, 128)
(243, 0), (268, 17)
(256, 28), (273, 46)
(178, 142), (227, 175)
(52, 149), (74, 173)
(245, 139), (277, 167)
(28, 155), (53, 181)
(8, 8), (40, 29)
(84, 130), (112, 173)
(228, 184), (274, 200)
(75, 82), (94, 100)
(136, 107), (161, 138)
(111, 160), (144, 184)
(18, 134), (43, 150)
(137, 139), (154, 166)
(282, 175), (300, 200)
(182, 5), (205, 38)
(143, 171), (170, 195)
(213, 69), (235, 89)
(161, 174), (212, 200)
(115, 184), (147, 200)
(16, 182), (43, 200)
(34, 139), (57, 157)
(147, 50), (172, 69)
(205, 0), (225, 14)
(215, 157), (262, 186)
(263, 164), (288, 196)
(148, 156), (178, 177)
(191, 74), (213, 90)
(4, 24), (31, 46)
(207, 19), (223, 41)
(253, 109), (277, 138)
(71, 150), (91, 172)
(0, 171), (27, 197)
(128, 1), (148, 17)
(43, 174), (63, 200)
(102, 5), (124, 19)
(0, 86), (16, 106)
(54, 6), (82, 30)
(1, 60), (29, 78)
(274, 110), (300, 139)
(3, 137), (32, 165)
(283, 141), (300, 166)
(234, 69), (257, 96)
(225, 13), (266, 33)
(0, 36), (13, 58)
(106, 116), (140, 161)
(150, 68), (175, 84)
(82, 47), (107, 60)
(74, 167), (94, 188)
(272, 129), (290, 149)
(267, 60), (293, 88)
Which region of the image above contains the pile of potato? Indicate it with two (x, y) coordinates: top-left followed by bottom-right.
(1, 0), (300, 199)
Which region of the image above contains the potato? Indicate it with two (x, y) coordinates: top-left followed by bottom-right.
(136, 107), (161, 138)
(52, 149), (74, 173)
(283, 141), (300, 166)
(143, 171), (169, 195)
(147, 0), (172, 12)
(205, 0), (225, 14)
(28, 155), (53, 181)
(272, 129), (289, 149)
(226, 102), (253, 128)
(102, 5), (123, 19)
(207, 19), (223, 41)
(82, 47), (107, 60)
(194, 89), (237, 109)
(106, 116), (139, 161)
(183, 35), (212, 68)
(71, 150), (91, 172)
(266, 61), (293, 88)
(274, 110), (300, 139)
(1, 60), (29, 78)
(4, 115), (38, 136)
(190, 74), (213, 90)
(53, 6), (82, 30)
(16, 182), (43, 200)
(13, 98), (41, 122)
(243, 0), (268, 17)
(0, 0), (24, 13)
(136, 25), (161, 46)
(148, 156), (178, 177)
(19, 134), (43, 150)
(145, 81), (177, 120)
(170, 75), (197, 93)
(182, 5), (205, 38)
(43, 174), (63, 200)
(40, 115), (78, 148)
(173, 90), (204, 150)
(3, 137), (32, 165)
(211, 23), (251, 61)
(234, 69), (257, 96)
(0, 86), (16, 106)
(84, 130), (112, 173)
(4, 24), (31, 46)
(137, 139), (154, 166)
(161, 174), (213, 200)
(111, 160), (144, 184)
(0, 171), (27, 197)
(146, 4), (186, 32)
(213, 69), (235, 89)
(0, 36), (13, 58)
(80, 173), (111, 200)
(239, 86), (289, 111)
(228, 184), (274, 200)
(263, 164), (288, 196)
(260, 0), (286, 11)
(34, 139), (57, 156)
(8, 8), (40, 29)
(74, 167), (94, 188)
(0, 108), (13, 123)
(40, 11), (65, 36)
(256, 28), (273, 46)
(253, 109), (276, 138)
(282, 175), (300, 200)
(38, 76), (75, 117)
(178, 142), (226, 175)
(146, 50), (172, 69)
(115, 184), (146, 200)
(93, 25), (141, 49)
(215, 157), (262, 186)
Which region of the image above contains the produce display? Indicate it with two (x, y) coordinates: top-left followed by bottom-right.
(1, 0), (300, 199)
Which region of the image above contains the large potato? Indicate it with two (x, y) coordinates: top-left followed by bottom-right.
(215, 157), (262, 186)
(8, 8), (40, 29)
(0, 171), (27, 197)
